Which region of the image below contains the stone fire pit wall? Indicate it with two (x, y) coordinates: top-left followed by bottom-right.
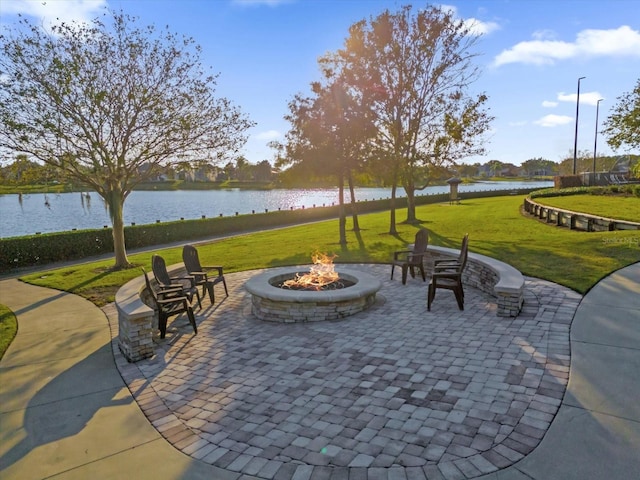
(245, 267), (382, 323)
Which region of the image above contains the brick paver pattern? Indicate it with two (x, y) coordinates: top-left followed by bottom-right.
(107, 264), (580, 480)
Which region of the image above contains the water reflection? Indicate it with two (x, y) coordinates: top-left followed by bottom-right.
(1, 181), (552, 238)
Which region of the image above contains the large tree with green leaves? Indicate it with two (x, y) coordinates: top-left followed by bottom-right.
(278, 77), (379, 246)
(325, 4), (493, 232)
(0, 11), (253, 268)
(602, 79), (640, 152)
(602, 79), (640, 178)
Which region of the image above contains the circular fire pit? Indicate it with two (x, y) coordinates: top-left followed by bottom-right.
(245, 266), (382, 323)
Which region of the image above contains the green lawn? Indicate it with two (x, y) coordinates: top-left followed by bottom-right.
(535, 194), (640, 222)
(0, 305), (18, 361)
(20, 195), (639, 307)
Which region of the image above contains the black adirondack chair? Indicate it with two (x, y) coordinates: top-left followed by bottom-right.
(182, 244), (228, 304)
(391, 228), (429, 285)
(143, 269), (197, 339)
(427, 234), (469, 311)
(152, 254), (202, 309)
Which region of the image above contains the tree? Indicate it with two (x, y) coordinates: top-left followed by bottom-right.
(279, 77), (378, 246)
(326, 5), (492, 232)
(0, 11), (253, 268)
(602, 79), (640, 152)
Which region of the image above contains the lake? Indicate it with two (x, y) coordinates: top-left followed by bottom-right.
(0, 181), (552, 238)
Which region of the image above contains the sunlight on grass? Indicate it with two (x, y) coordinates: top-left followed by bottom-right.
(0, 304), (18, 360)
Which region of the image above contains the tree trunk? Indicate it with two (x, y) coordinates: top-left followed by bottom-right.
(105, 189), (131, 269)
(389, 183), (398, 235)
(389, 165), (399, 235)
(347, 173), (360, 232)
(405, 184), (417, 224)
(338, 176), (347, 247)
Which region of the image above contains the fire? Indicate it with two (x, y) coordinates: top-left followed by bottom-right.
(282, 252), (339, 290)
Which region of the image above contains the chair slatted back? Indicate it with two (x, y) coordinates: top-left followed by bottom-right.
(152, 254), (172, 288)
(182, 245), (201, 275)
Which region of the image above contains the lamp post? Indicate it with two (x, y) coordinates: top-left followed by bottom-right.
(593, 98), (603, 183)
(573, 76), (586, 175)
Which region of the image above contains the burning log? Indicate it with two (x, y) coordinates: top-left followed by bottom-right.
(281, 252), (344, 291)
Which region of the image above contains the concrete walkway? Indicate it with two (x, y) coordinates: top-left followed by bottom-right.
(0, 262), (638, 479)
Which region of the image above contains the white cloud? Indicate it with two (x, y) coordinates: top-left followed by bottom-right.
(534, 114), (573, 127)
(542, 100), (558, 108)
(254, 130), (281, 141)
(494, 25), (640, 66)
(557, 91), (605, 106)
(439, 4), (500, 36)
(2, 0), (107, 27)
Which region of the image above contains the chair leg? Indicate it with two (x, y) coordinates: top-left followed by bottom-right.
(419, 264), (426, 282)
(195, 290), (202, 309)
(159, 312), (168, 339)
(187, 307), (197, 335)
(427, 281), (435, 311)
(401, 265), (408, 285)
(454, 285), (464, 310)
(205, 283), (215, 304)
(390, 264), (395, 280)
(222, 277), (228, 297)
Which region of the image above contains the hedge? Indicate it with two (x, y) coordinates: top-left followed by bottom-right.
(0, 189), (535, 272)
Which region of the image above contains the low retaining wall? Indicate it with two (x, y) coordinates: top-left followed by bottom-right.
(523, 197), (640, 231)
(425, 246), (524, 317)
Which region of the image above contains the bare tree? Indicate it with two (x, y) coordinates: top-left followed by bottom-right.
(0, 11), (254, 268)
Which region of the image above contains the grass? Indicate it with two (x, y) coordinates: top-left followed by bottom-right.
(535, 194), (640, 222)
(0, 305), (18, 361)
(19, 195), (639, 307)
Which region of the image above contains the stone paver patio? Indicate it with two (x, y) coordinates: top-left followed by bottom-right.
(106, 264), (581, 480)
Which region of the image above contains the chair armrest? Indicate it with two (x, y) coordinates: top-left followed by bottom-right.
(171, 275), (197, 288)
(157, 286), (185, 298)
(202, 266), (224, 276)
(431, 271), (462, 280)
(434, 262), (461, 271)
(434, 258), (460, 266)
(156, 295), (189, 306)
(157, 284), (184, 294)
(186, 270), (209, 282)
(393, 250), (412, 260)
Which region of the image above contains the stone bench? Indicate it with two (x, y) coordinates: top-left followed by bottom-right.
(426, 246), (524, 317)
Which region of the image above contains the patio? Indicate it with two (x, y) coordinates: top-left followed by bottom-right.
(108, 264), (580, 479)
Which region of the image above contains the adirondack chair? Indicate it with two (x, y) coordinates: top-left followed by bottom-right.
(152, 254), (202, 309)
(391, 228), (428, 285)
(182, 244), (228, 304)
(143, 268), (197, 339)
(427, 234), (469, 311)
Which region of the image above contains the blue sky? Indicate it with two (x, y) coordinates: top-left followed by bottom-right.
(2, 0), (639, 166)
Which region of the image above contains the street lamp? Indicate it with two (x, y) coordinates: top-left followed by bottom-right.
(593, 98), (604, 181)
(573, 76), (586, 175)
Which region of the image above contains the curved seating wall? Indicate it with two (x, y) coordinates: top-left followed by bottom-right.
(426, 246), (524, 317)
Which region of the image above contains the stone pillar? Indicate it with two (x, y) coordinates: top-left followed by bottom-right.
(447, 177), (462, 204)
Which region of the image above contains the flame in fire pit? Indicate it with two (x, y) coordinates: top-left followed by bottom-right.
(282, 252), (339, 290)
